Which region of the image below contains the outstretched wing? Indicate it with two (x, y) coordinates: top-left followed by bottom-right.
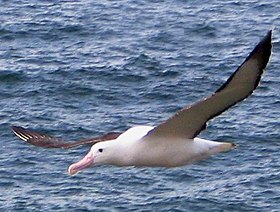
(146, 30), (272, 140)
(12, 126), (122, 149)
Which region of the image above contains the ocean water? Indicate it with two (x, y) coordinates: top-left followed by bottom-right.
(0, 0), (279, 211)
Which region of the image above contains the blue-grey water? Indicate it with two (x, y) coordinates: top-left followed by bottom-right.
(1, 1), (279, 211)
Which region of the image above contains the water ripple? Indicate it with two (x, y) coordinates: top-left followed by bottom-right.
(1, 0), (279, 211)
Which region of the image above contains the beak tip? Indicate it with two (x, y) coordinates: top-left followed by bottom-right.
(68, 151), (94, 176)
(68, 165), (77, 176)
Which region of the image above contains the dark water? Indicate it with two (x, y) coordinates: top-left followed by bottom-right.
(1, 0), (279, 211)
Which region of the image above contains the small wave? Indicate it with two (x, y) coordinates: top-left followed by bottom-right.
(124, 53), (161, 71)
(0, 71), (26, 83)
(0, 22), (91, 42)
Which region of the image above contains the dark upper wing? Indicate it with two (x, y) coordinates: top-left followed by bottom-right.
(12, 126), (122, 149)
(145, 30), (272, 140)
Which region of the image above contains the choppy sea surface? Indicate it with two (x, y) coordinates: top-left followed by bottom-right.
(0, 1), (279, 211)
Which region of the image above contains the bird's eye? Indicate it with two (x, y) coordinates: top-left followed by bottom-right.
(98, 148), (103, 153)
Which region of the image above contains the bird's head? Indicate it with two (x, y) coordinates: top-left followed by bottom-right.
(67, 126), (154, 175)
(68, 140), (119, 175)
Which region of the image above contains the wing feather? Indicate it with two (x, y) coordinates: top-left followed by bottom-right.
(12, 126), (122, 149)
(145, 30), (272, 140)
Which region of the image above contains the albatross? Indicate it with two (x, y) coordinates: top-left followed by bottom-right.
(12, 30), (272, 175)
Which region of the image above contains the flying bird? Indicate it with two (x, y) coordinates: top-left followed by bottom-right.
(12, 30), (272, 175)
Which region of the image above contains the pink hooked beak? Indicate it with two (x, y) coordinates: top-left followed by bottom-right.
(68, 151), (94, 175)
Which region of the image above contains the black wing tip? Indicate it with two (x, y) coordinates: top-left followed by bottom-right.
(264, 30), (272, 40)
(256, 30), (272, 45)
(247, 30), (272, 87)
(248, 29), (272, 61)
(266, 29), (272, 40)
(216, 30), (272, 93)
(248, 30), (272, 57)
(241, 29), (272, 67)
